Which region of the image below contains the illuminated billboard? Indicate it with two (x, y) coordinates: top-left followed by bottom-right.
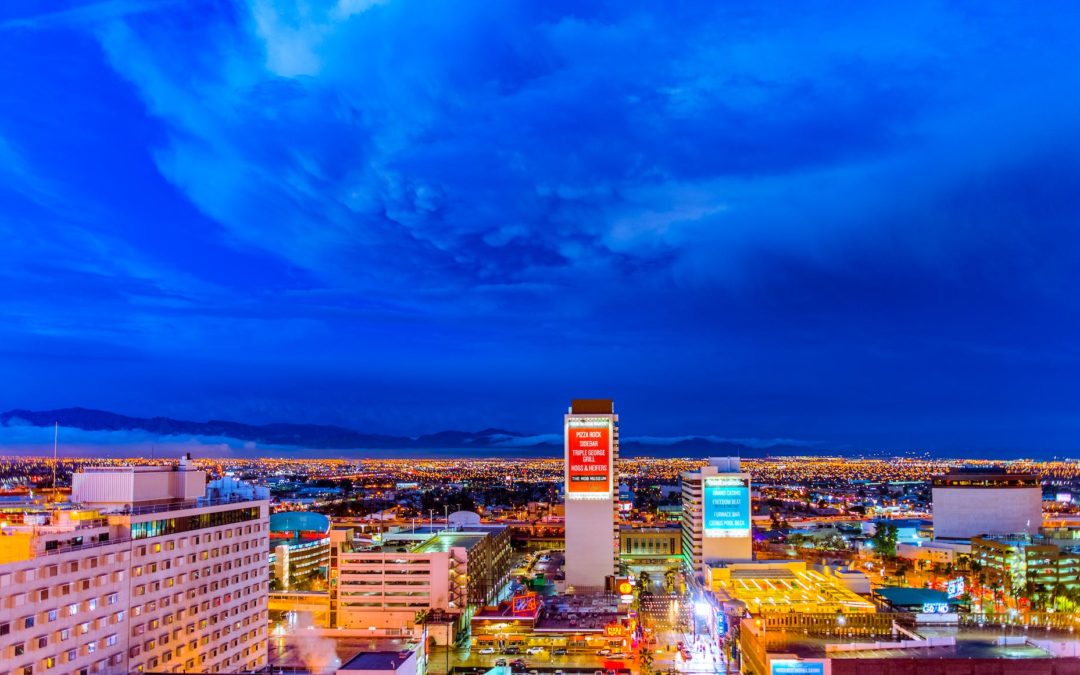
(702, 476), (750, 538)
(770, 661), (824, 675)
(566, 418), (612, 498)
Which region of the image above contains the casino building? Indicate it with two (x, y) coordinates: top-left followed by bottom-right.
(268, 511), (331, 590)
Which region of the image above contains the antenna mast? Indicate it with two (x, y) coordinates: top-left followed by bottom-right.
(52, 421), (58, 502)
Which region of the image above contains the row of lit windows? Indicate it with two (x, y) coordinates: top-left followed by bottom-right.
(132, 513), (262, 542)
(131, 581), (264, 641)
(131, 625), (264, 673)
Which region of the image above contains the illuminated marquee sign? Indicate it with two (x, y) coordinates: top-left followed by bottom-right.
(566, 418), (613, 498)
(512, 592), (539, 616)
(946, 578), (965, 599)
(604, 623), (625, 637)
(702, 476), (750, 538)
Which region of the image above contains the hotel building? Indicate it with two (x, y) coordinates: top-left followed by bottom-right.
(563, 399), (618, 590)
(0, 458), (270, 675)
(681, 457), (752, 576)
(932, 469), (1042, 540)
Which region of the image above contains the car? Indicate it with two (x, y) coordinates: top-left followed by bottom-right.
(595, 648), (612, 656)
(479, 647), (495, 655)
(495, 659), (507, 667)
(526, 647), (545, 655)
(510, 659), (528, 669)
(609, 652), (629, 659)
(552, 647), (568, 655)
(554, 671), (566, 675)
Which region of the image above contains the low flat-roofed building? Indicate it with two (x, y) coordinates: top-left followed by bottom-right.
(896, 538), (970, 565)
(708, 561), (876, 617)
(338, 649), (418, 675)
(329, 523), (511, 641)
(743, 620), (1080, 675)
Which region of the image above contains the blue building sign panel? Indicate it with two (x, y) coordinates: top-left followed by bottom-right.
(770, 660), (825, 675)
(702, 476), (750, 538)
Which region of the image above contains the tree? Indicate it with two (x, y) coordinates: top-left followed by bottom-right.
(639, 646), (655, 675)
(664, 568), (677, 594)
(870, 523), (898, 558)
(638, 571), (652, 592)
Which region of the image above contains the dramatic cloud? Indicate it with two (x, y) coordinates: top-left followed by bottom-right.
(3, 1), (1080, 450)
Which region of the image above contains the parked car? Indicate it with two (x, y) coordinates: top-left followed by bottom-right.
(479, 647), (495, 655)
(503, 647), (522, 655)
(510, 659), (528, 669)
(495, 659), (507, 667)
(526, 647), (545, 655)
(609, 652), (629, 659)
(552, 647), (568, 655)
(595, 648), (612, 656)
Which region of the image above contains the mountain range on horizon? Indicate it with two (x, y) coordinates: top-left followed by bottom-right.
(0, 407), (826, 458)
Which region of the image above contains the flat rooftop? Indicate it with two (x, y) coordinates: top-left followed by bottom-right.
(413, 532), (488, 553)
(762, 627), (1074, 661)
(340, 651), (415, 671)
(710, 564), (876, 614)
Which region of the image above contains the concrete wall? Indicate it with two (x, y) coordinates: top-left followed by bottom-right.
(72, 467), (206, 506)
(565, 497), (615, 588)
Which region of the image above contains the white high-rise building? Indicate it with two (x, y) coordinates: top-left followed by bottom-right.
(681, 457), (752, 576)
(0, 458), (270, 675)
(564, 399), (618, 590)
(932, 469), (1043, 540)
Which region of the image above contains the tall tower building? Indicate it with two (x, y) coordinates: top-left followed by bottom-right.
(681, 457), (752, 576)
(564, 399), (618, 590)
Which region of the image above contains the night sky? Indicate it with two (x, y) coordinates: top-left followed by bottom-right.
(2, 2), (1080, 452)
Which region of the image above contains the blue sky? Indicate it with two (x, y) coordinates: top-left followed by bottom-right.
(2, 1), (1080, 452)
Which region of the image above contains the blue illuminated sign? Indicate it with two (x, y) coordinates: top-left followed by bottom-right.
(703, 476), (750, 538)
(770, 660), (825, 675)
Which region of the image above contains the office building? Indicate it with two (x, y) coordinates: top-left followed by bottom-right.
(329, 523), (511, 642)
(563, 399), (619, 590)
(0, 458), (270, 675)
(681, 457), (752, 575)
(932, 469), (1042, 539)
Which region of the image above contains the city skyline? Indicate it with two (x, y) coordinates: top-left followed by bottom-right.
(4, 2), (1080, 452)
